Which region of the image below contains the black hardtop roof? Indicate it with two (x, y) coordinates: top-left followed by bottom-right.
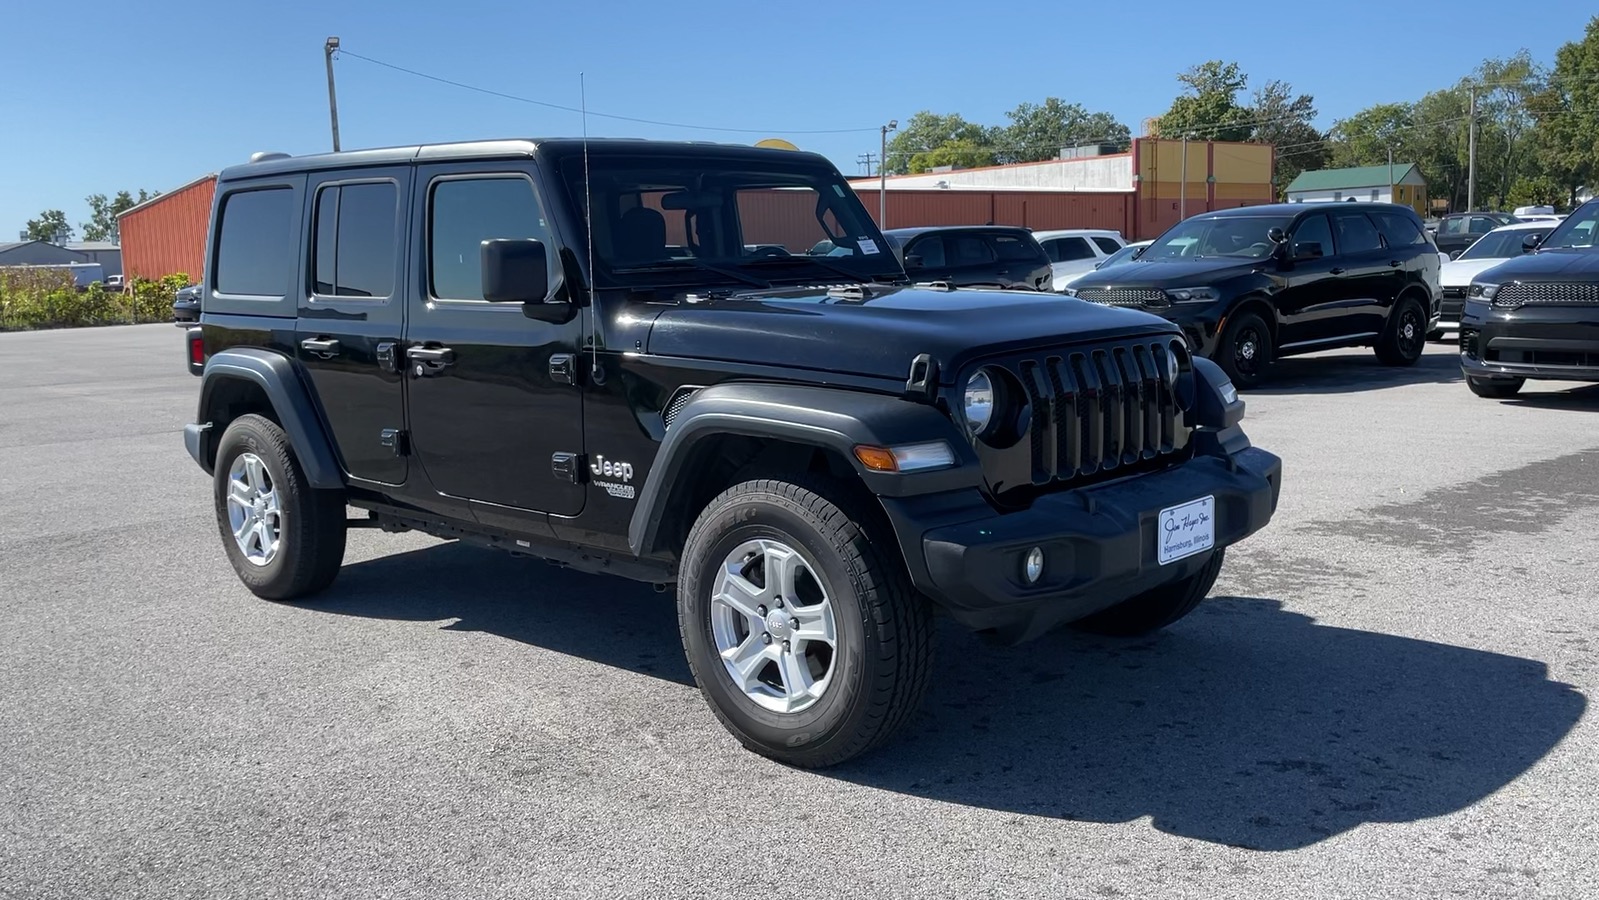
(883, 225), (1036, 239)
(218, 138), (837, 182)
(1197, 202), (1422, 220)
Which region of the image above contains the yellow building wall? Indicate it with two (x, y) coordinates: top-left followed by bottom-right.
(1137, 139), (1274, 201)
(1391, 183), (1427, 216)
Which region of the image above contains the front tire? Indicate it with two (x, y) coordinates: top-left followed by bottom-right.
(1467, 376), (1524, 398)
(1073, 550), (1225, 637)
(1216, 312), (1272, 389)
(678, 476), (933, 768)
(1376, 296), (1427, 366)
(212, 414), (347, 601)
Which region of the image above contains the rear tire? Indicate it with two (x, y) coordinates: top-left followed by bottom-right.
(678, 475), (933, 768)
(1467, 376), (1524, 398)
(212, 414), (347, 601)
(1216, 312), (1272, 389)
(1073, 550), (1225, 637)
(1376, 296), (1428, 366)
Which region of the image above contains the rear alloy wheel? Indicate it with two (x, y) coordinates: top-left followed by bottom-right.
(678, 476), (933, 768)
(1217, 311), (1272, 389)
(1376, 296), (1427, 366)
(1467, 375), (1525, 399)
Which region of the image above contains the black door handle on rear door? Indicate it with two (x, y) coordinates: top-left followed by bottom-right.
(1329, 267), (1346, 275)
(1388, 260), (1403, 267)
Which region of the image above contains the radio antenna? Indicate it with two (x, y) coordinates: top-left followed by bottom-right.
(580, 73), (600, 384)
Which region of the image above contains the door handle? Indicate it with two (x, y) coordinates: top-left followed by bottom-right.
(300, 337), (341, 358)
(1388, 260), (1403, 268)
(407, 346), (456, 365)
(1329, 267), (1346, 275)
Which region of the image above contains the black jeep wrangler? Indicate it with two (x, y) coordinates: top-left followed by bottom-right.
(182, 139), (1282, 767)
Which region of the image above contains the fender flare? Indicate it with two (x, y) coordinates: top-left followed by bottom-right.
(195, 348), (344, 490)
(627, 382), (982, 557)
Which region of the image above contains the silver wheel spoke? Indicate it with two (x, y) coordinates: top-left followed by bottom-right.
(789, 608), (835, 647)
(714, 566), (769, 621)
(226, 452), (281, 567)
(765, 544), (804, 604)
(722, 637), (774, 691)
(244, 455), (267, 494)
(778, 649), (815, 708)
(228, 478), (254, 505)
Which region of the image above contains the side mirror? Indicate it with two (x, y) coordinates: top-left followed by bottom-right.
(1449, 250), (1463, 261)
(1131, 246), (1146, 259)
(1266, 227), (1287, 244)
(482, 238), (569, 322)
(1522, 233), (1544, 252)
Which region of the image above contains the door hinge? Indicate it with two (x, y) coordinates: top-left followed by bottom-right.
(380, 428), (410, 457)
(376, 341), (400, 374)
(549, 353), (578, 385)
(551, 451), (586, 484)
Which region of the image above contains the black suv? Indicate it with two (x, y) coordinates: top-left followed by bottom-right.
(1062, 203), (1440, 387)
(881, 226), (1052, 290)
(181, 139), (1281, 767)
(1459, 198), (1599, 398)
(1434, 211), (1520, 257)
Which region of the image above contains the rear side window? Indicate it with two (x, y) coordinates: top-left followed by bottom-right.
(1439, 217), (1467, 235)
(1046, 237), (1095, 262)
(429, 176), (554, 302)
(214, 187), (293, 296)
(1091, 236), (1123, 254)
(312, 181), (398, 298)
(949, 234), (996, 265)
(1333, 211), (1384, 253)
(1371, 211), (1426, 247)
(990, 234), (1045, 262)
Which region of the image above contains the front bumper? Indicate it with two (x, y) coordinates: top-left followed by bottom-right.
(1459, 298), (1599, 382)
(881, 443), (1282, 642)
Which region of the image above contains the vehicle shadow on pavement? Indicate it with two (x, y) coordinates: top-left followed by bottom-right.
(830, 596), (1586, 852)
(1246, 348), (1462, 395)
(1503, 384), (1599, 410)
(309, 542), (695, 685)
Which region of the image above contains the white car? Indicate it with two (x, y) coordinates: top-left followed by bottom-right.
(1032, 229), (1128, 291)
(1435, 220), (1553, 337)
(1059, 240), (1153, 291)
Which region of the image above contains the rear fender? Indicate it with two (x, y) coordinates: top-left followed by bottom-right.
(193, 348), (343, 489)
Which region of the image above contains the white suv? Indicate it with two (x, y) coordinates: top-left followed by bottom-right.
(1032, 229), (1127, 291)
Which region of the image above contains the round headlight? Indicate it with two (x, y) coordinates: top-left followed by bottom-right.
(964, 370), (995, 435)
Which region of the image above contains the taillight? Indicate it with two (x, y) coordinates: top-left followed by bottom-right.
(186, 327), (205, 375)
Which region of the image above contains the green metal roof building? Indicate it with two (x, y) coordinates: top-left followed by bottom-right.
(1285, 164), (1427, 215)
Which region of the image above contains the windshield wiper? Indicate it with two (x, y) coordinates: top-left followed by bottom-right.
(738, 254), (899, 283)
(612, 258), (771, 288)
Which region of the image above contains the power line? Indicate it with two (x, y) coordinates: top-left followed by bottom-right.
(336, 48), (880, 135)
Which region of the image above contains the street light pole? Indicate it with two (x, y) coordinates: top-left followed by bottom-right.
(1467, 85), (1477, 212)
(1179, 134), (1189, 220)
(880, 120), (897, 228)
(325, 36), (342, 152)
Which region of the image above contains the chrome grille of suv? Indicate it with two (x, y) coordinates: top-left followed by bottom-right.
(976, 336), (1192, 495)
(1493, 282), (1599, 309)
(1075, 288), (1169, 308)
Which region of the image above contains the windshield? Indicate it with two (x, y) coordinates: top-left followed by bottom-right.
(1143, 216), (1294, 260)
(562, 155), (903, 288)
(1535, 202), (1599, 250)
(1459, 229), (1534, 260)
(1096, 243), (1146, 269)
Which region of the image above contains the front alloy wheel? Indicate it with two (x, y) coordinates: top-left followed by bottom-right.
(711, 538), (838, 714)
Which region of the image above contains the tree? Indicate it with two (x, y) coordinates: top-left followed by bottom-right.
(884, 111), (994, 174)
(907, 138), (998, 174)
(996, 98), (1129, 164)
(1532, 16), (1599, 206)
(1154, 60), (1256, 142)
(23, 210), (73, 243)
(81, 189), (156, 242)
(1470, 52), (1546, 209)
(1249, 79), (1329, 197)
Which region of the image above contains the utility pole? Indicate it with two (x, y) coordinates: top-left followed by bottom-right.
(1466, 85), (1477, 212)
(1388, 146), (1394, 203)
(325, 36), (342, 152)
(1179, 135), (1189, 220)
(856, 152), (878, 176)
(879, 120), (897, 228)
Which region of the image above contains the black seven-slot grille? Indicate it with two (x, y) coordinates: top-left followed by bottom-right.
(1493, 282), (1599, 309)
(974, 336), (1192, 496)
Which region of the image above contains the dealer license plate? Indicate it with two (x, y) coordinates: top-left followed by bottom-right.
(1157, 495), (1215, 565)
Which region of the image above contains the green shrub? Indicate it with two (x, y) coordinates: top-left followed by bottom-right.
(0, 270), (191, 331)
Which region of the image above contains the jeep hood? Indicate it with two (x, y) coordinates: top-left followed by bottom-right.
(642, 284), (1180, 383)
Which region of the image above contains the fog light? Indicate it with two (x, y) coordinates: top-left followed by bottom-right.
(1023, 547), (1045, 584)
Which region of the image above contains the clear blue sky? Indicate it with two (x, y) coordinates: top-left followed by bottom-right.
(2, 1), (1592, 238)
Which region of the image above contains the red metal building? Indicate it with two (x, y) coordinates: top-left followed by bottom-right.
(117, 174), (216, 282)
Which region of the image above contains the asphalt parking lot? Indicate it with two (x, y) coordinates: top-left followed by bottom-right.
(2, 323), (1596, 899)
